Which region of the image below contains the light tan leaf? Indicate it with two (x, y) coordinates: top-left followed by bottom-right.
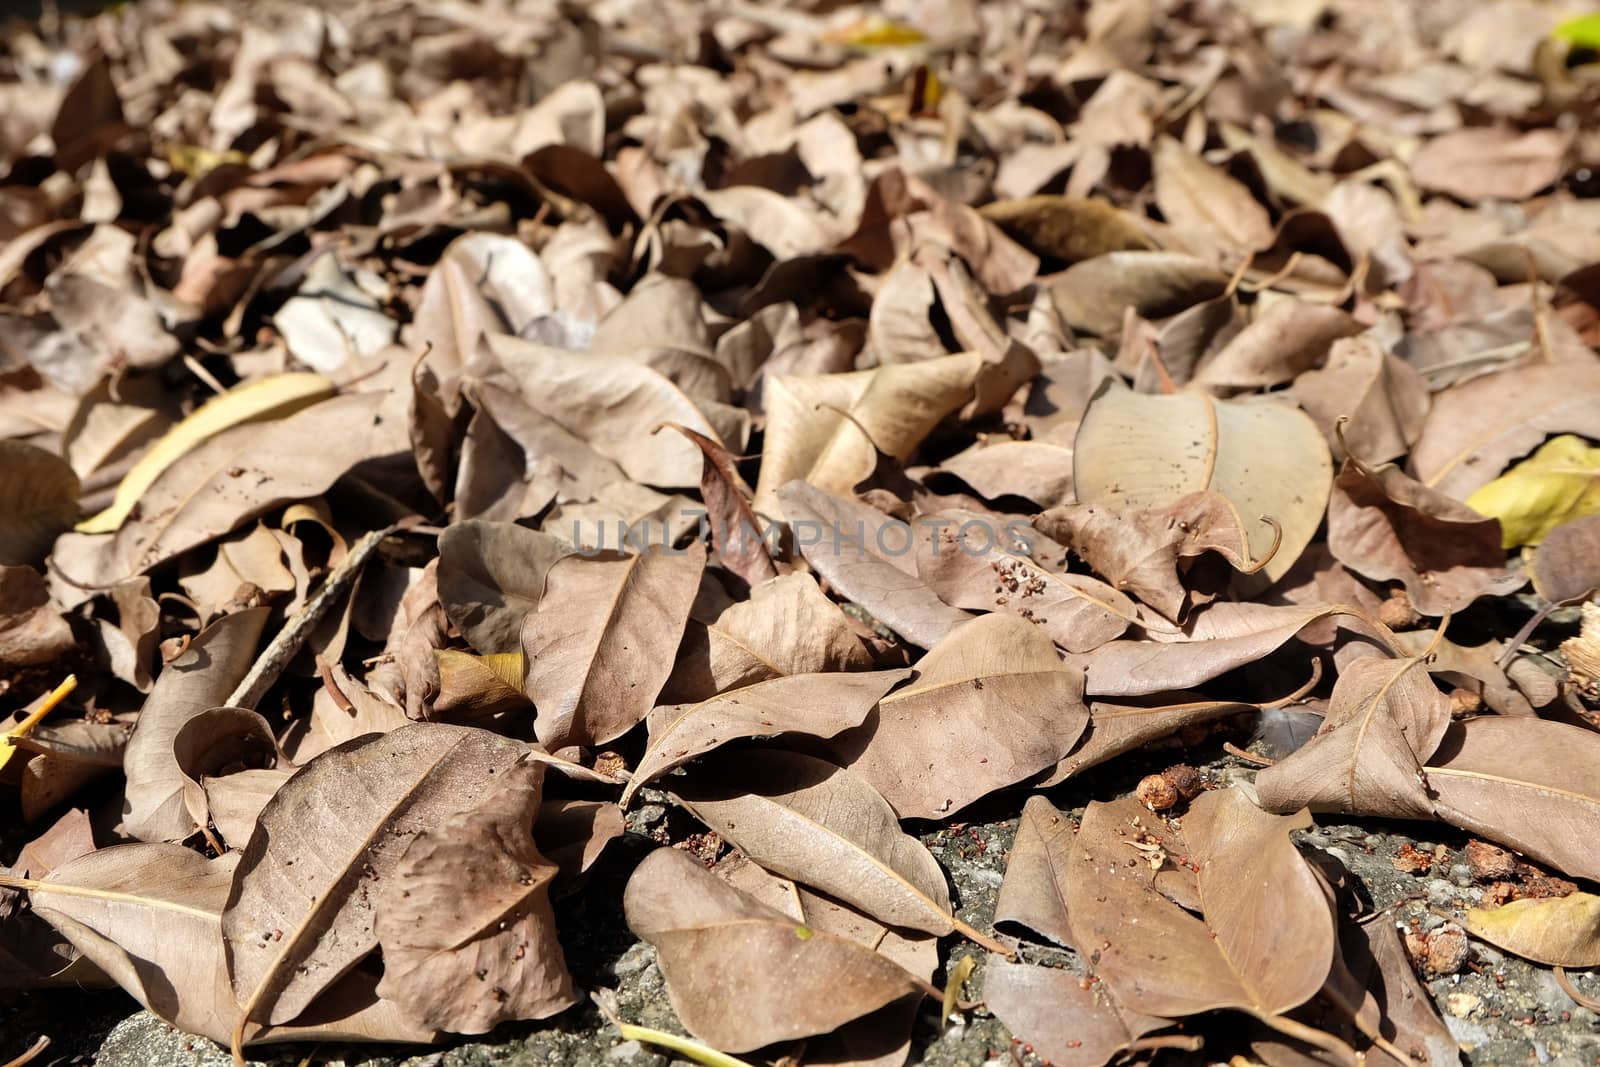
(831, 614), (1088, 819)
(776, 482), (972, 649)
(1254, 649), (1453, 819)
(436, 521), (568, 655)
(1, 845), (434, 1048)
(624, 668), (911, 805)
(675, 750), (1002, 950)
(1151, 136), (1275, 257)
(914, 510), (1139, 653)
(122, 608), (269, 843)
(1073, 382), (1332, 584)
(487, 334), (725, 489)
(623, 847), (929, 1053)
(1466, 894), (1600, 967)
(662, 572), (875, 703)
(1065, 789), (1335, 1020)
(1410, 361), (1600, 501)
(521, 543), (705, 749)
(1048, 251), (1228, 338)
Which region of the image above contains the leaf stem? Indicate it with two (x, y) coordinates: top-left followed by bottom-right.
(1252, 1010), (1362, 1067)
(1556, 966), (1600, 1012)
(951, 915), (1017, 960)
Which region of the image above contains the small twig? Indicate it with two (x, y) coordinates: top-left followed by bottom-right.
(182, 354), (228, 396)
(1556, 966), (1600, 1012)
(1223, 742), (1276, 767)
(1497, 603), (1557, 671)
(315, 655), (356, 714)
(226, 524), (399, 709)
(1, 1035), (49, 1067)
(1124, 1035), (1204, 1054)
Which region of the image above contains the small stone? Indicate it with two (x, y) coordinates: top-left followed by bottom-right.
(1464, 840), (1517, 881)
(1424, 922), (1471, 977)
(1403, 922), (1470, 977)
(1446, 992), (1482, 1017)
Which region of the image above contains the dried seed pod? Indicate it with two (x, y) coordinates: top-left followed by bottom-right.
(1162, 763), (1204, 800)
(1135, 773), (1180, 811)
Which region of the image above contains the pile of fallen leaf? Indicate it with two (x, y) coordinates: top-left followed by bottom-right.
(3, 0), (1600, 1064)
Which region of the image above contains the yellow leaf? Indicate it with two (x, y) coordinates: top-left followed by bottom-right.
(1555, 13), (1600, 51)
(1466, 892), (1600, 967)
(1466, 435), (1600, 548)
(826, 18), (926, 48)
(166, 144), (250, 178)
(0, 675), (78, 775)
(940, 952), (976, 1027)
(434, 649), (529, 718)
(78, 373), (336, 534)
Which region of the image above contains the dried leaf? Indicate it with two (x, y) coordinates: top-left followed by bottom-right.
(436, 521), (568, 655)
(1327, 459), (1523, 617)
(1151, 136), (1275, 258)
(831, 615), (1088, 819)
(1073, 383), (1331, 584)
(1466, 893), (1600, 967)
(2, 845), (434, 1048)
(777, 482), (972, 649)
(624, 847), (928, 1053)
(1427, 717), (1600, 883)
(663, 572), (875, 703)
(1048, 252), (1228, 338)
(1075, 602), (1341, 697)
(488, 335), (728, 489)
(625, 668), (911, 805)
(224, 723), (528, 1041)
(1065, 789), (1336, 1020)
(1410, 362), (1600, 501)
(0, 565), (76, 668)
(375, 760), (576, 1031)
(1410, 128), (1571, 202)
(1532, 514), (1600, 604)
(993, 795), (1079, 949)
(0, 441), (79, 566)
(914, 511), (1139, 653)
(1036, 492), (1256, 623)
(676, 750), (1000, 949)
(77, 373), (334, 535)
(1255, 648), (1453, 819)
(520, 543), (704, 749)
(122, 608), (269, 843)
(660, 422), (778, 587)
(983, 959), (1170, 1067)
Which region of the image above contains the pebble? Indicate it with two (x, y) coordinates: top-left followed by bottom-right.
(1446, 992), (1482, 1017)
(611, 942), (656, 978)
(1427, 879), (1459, 907)
(632, 803), (667, 827)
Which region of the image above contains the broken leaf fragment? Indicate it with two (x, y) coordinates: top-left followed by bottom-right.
(1466, 893), (1600, 967)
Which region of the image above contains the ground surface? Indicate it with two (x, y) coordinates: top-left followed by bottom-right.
(8, 747), (1598, 1066)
